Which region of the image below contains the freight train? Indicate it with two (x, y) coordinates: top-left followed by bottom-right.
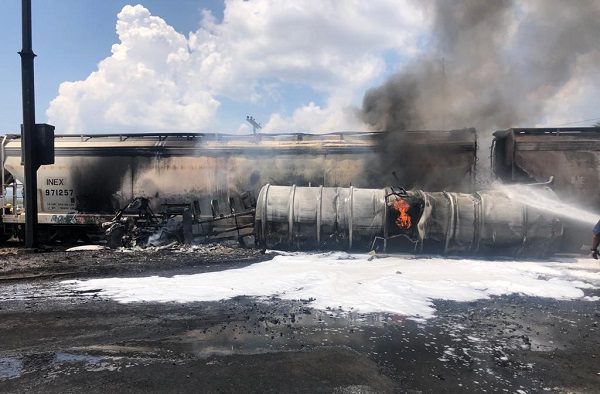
(0, 129), (476, 243)
(1, 127), (598, 256)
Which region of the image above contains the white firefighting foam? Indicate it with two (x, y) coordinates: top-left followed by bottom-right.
(63, 253), (600, 320)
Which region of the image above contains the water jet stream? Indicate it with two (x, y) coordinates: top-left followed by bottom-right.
(494, 183), (599, 226)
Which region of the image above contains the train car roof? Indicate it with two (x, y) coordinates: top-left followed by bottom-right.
(2, 129), (477, 156)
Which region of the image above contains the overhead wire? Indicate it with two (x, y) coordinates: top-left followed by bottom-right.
(553, 116), (600, 126)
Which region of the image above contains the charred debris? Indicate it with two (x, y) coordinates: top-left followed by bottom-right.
(103, 193), (256, 249)
(102, 180), (564, 259)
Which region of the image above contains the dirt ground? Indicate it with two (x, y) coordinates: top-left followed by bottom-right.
(0, 245), (598, 393)
(0, 243), (270, 280)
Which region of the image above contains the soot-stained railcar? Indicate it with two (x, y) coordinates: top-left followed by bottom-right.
(0, 129), (477, 241)
(492, 127), (600, 210)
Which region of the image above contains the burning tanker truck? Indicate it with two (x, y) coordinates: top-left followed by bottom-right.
(254, 185), (563, 258)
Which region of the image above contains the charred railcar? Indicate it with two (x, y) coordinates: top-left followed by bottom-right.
(492, 127), (600, 210)
(0, 129), (476, 241)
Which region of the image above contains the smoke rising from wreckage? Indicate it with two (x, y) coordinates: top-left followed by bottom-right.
(1, 126), (600, 256)
(361, 0), (600, 137)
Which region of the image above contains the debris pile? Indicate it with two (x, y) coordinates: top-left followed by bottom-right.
(103, 193), (256, 249)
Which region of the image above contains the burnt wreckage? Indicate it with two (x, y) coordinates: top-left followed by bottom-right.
(0, 127), (598, 256)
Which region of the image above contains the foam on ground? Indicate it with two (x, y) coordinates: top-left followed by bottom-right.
(66, 245), (108, 252)
(63, 253), (600, 320)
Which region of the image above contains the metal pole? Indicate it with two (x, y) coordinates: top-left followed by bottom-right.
(19, 0), (38, 248)
(1, 136), (6, 197)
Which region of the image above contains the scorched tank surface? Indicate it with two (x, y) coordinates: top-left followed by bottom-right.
(255, 185), (563, 258)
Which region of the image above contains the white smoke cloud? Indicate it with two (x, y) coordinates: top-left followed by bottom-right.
(47, 1), (427, 133)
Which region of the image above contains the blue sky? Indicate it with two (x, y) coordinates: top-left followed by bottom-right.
(0, 0), (223, 133)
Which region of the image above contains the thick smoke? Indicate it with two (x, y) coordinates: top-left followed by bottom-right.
(361, 0), (600, 134)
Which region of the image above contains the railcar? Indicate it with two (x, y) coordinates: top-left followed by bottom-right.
(0, 129), (477, 242)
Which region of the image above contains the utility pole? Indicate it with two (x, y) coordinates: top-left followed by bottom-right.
(441, 57), (447, 130)
(19, 0), (38, 248)
(246, 115), (262, 135)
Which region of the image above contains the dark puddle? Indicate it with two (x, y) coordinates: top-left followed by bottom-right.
(0, 357), (23, 380)
(0, 352), (130, 381)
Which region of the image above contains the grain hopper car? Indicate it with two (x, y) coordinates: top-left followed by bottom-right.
(492, 127), (600, 210)
(0, 129), (476, 243)
(492, 127), (600, 249)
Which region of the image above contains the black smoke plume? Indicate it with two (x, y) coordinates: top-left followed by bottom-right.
(361, 0), (600, 134)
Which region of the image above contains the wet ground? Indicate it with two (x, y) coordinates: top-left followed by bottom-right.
(0, 243), (269, 279)
(0, 247), (599, 393)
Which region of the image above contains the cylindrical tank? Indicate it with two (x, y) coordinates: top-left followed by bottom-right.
(419, 190), (562, 256)
(255, 185), (563, 257)
(255, 185), (386, 250)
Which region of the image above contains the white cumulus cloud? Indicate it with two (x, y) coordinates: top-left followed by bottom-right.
(263, 95), (363, 133)
(46, 1), (427, 133)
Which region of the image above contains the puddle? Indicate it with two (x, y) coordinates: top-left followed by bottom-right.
(52, 352), (126, 373)
(0, 351), (147, 381)
(0, 357), (23, 380)
(174, 305), (405, 358)
(165, 298), (552, 392)
(54, 352), (106, 365)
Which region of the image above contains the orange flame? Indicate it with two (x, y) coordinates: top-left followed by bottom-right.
(393, 199), (412, 229)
